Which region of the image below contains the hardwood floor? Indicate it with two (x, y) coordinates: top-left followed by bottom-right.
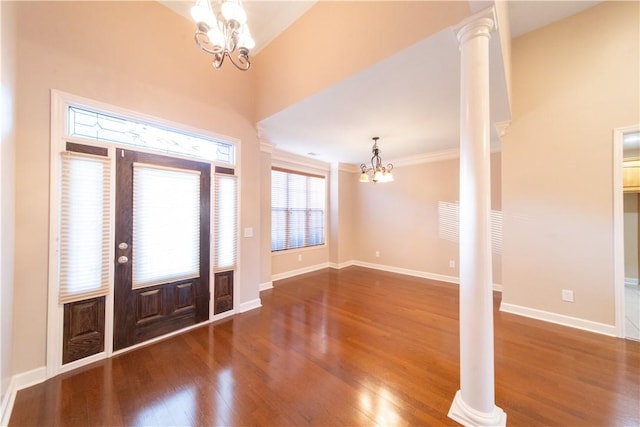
(9, 266), (640, 426)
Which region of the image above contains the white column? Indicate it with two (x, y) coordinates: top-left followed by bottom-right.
(448, 9), (506, 427)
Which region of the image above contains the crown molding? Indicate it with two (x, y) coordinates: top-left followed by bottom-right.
(270, 140), (504, 173)
(337, 163), (360, 173)
(392, 148), (460, 167)
(271, 149), (331, 172)
(259, 141), (274, 153)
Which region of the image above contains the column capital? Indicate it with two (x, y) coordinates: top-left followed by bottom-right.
(454, 7), (495, 45)
(494, 120), (511, 138)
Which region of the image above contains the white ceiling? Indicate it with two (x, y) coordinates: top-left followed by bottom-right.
(162, 1), (603, 165)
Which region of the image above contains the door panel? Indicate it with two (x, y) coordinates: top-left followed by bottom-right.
(114, 149), (210, 351)
(63, 297), (105, 364)
(214, 271), (234, 314)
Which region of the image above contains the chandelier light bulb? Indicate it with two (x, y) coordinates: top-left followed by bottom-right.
(206, 25), (225, 50)
(221, 0), (247, 24)
(190, 0), (215, 28)
(237, 25), (255, 50)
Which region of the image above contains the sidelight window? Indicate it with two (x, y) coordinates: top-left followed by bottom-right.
(58, 151), (111, 303)
(214, 172), (238, 271)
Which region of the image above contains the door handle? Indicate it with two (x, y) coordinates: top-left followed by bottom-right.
(118, 256), (129, 264)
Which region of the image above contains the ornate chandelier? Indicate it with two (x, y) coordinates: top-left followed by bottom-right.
(190, 0), (255, 71)
(359, 137), (394, 183)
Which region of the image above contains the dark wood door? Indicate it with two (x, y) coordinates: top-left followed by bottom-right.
(114, 149), (210, 351)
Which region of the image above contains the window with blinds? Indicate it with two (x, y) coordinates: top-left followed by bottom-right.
(271, 168), (326, 251)
(132, 164), (201, 289)
(59, 152), (111, 303)
(214, 173), (238, 271)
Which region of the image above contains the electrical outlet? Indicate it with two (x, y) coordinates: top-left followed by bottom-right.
(449, 260), (455, 268)
(561, 289), (574, 302)
(297, 254), (302, 262)
(375, 251), (380, 258)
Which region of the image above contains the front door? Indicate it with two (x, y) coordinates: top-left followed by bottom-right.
(113, 149), (210, 350)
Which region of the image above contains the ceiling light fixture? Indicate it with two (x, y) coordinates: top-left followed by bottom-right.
(359, 137), (394, 183)
(190, 0), (255, 71)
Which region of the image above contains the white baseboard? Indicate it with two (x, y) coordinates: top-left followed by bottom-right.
(625, 277), (639, 286)
(271, 262), (330, 282)
(238, 298), (262, 313)
(328, 260), (355, 269)
(500, 302), (616, 336)
(352, 261), (503, 292)
(0, 366), (47, 426)
(259, 281), (273, 291)
(270, 260), (504, 292)
(354, 260), (460, 285)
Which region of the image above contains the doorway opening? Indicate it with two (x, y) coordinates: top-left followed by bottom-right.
(614, 126), (640, 341)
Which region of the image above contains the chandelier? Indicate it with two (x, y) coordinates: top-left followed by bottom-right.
(190, 0), (255, 71)
(359, 137), (394, 183)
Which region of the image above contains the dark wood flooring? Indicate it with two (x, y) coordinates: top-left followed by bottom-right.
(9, 266), (640, 426)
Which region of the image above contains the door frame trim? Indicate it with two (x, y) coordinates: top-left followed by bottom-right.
(47, 90), (241, 378)
(613, 124), (640, 338)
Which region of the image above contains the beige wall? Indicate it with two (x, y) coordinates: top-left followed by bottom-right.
(337, 169), (357, 265)
(1, 0), (16, 400)
(502, 1), (640, 325)
(353, 153), (502, 283)
(623, 193), (638, 280)
(13, 1), (261, 374)
(254, 1), (470, 121)
(328, 166), (357, 267)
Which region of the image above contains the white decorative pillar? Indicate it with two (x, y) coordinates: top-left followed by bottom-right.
(448, 9), (506, 427)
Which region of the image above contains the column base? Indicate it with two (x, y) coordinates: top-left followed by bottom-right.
(448, 390), (507, 427)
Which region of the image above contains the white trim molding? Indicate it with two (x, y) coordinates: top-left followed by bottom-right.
(500, 302), (617, 337)
(238, 298), (262, 313)
(625, 277), (639, 287)
(391, 148), (460, 167)
(337, 163), (359, 173)
(272, 149), (331, 172)
(328, 260), (355, 270)
(494, 120), (511, 138)
(259, 141), (274, 154)
(0, 367), (47, 427)
(271, 262), (330, 282)
(613, 124), (640, 338)
(355, 261), (459, 284)
(259, 281), (273, 291)
(353, 261), (503, 292)
(272, 260), (505, 292)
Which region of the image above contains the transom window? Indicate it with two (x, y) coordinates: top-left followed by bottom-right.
(271, 168), (326, 251)
(68, 106), (235, 164)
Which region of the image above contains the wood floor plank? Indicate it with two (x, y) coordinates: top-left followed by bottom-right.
(9, 266), (640, 426)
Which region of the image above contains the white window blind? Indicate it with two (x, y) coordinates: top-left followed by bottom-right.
(59, 152), (111, 304)
(271, 169), (326, 251)
(214, 173), (238, 271)
(132, 164), (201, 289)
